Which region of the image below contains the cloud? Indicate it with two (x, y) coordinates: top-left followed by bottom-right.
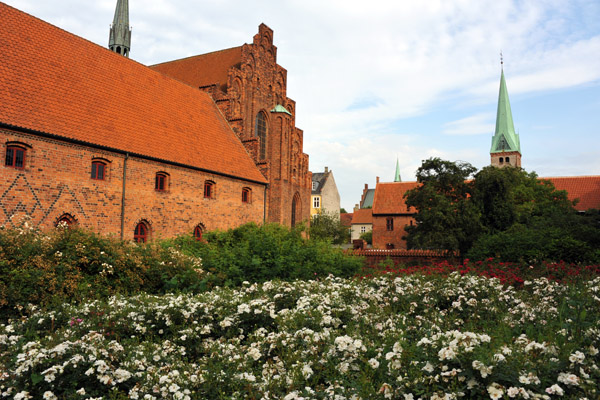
(443, 113), (495, 136)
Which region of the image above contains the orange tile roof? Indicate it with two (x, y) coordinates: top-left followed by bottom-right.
(150, 47), (243, 89)
(372, 182), (420, 215)
(340, 212), (353, 227)
(351, 208), (373, 224)
(542, 176), (600, 211)
(0, 4), (266, 184)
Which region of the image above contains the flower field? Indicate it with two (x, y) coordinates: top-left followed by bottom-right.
(1, 273), (599, 399)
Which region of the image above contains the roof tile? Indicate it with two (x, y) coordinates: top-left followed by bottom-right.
(543, 176), (600, 211)
(372, 182), (420, 215)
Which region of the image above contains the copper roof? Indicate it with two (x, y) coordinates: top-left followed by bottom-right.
(150, 47), (243, 89)
(351, 208), (373, 224)
(0, 3), (266, 184)
(372, 182), (420, 215)
(543, 176), (600, 211)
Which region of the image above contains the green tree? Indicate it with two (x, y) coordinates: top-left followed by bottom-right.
(359, 230), (372, 245)
(404, 158), (481, 258)
(309, 211), (350, 245)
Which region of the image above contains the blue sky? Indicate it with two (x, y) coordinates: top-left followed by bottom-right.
(5, 0), (600, 211)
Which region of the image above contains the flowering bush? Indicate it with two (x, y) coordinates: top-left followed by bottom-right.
(1, 274), (599, 399)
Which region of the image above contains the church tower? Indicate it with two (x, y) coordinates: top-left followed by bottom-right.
(108, 0), (131, 57)
(490, 63), (521, 168)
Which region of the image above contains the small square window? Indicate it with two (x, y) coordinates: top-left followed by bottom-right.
(91, 161), (106, 180)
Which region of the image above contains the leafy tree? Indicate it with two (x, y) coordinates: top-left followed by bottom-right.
(404, 158), (481, 258)
(340, 208), (348, 214)
(309, 211), (350, 245)
(359, 230), (372, 245)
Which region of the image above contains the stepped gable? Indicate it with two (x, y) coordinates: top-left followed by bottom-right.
(544, 176), (600, 211)
(372, 182), (420, 215)
(351, 208), (373, 224)
(150, 47), (243, 90)
(0, 3), (266, 184)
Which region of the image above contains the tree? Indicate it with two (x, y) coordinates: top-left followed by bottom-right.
(309, 211), (350, 245)
(404, 158), (481, 258)
(340, 208), (348, 214)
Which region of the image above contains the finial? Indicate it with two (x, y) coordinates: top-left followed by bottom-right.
(500, 51), (503, 69)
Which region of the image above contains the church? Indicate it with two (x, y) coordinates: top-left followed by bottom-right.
(0, 1), (311, 241)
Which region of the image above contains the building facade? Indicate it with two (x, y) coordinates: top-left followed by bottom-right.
(0, 3), (267, 240)
(310, 167), (341, 217)
(151, 24), (311, 227)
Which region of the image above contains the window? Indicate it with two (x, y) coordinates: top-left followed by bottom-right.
(56, 214), (76, 227)
(155, 173), (168, 191)
(386, 243), (395, 250)
(386, 217), (394, 231)
(255, 112), (267, 160)
(499, 157), (504, 164)
(313, 196), (320, 208)
(360, 226), (366, 233)
(5, 146), (26, 169)
(134, 222), (149, 243)
(204, 180), (215, 199)
(194, 225), (203, 241)
(506, 157), (510, 163)
(312, 181), (318, 190)
(242, 187), (251, 203)
(91, 161), (106, 180)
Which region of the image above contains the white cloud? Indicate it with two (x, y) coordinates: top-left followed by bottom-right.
(443, 113), (495, 136)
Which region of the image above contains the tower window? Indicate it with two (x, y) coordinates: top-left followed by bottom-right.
(499, 157), (504, 164)
(5, 146), (26, 169)
(204, 180), (215, 199)
(134, 222), (149, 243)
(255, 112), (267, 160)
(242, 187), (251, 203)
(505, 157), (510, 163)
(91, 161), (107, 180)
(386, 217), (394, 231)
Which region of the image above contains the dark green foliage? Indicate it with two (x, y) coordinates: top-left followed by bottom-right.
(404, 158), (481, 257)
(359, 230), (372, 245)
(309, 212), (350, 244)
(175, 223), (362, 287)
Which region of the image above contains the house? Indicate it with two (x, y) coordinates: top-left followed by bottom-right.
(310, 167), (341, 217)
(0, 2), (270, 241)
(350, 208), (373, 242)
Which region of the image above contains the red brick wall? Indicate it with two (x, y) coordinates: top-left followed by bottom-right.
(372, 214), (415, 249)
(1, 129), (265, 239)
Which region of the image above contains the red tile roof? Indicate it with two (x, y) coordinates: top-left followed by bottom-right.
(340, 212), (353, 227)
(351, 208), (373, 224)
(150, 47), (243, 90)
(372, 182), (420, 215)
(0, 4), (266, 184)
(543, 176), (600, 211)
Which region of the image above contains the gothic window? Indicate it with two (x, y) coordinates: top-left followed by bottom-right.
(194, 225), (203, 241)
(155, 172), (168, 192)
(5, 145), (26, 169)
(91, 160), (107, 180)
(255, 112), (267, 160)
(204, 180), (215, 199)
(242, 187), (251, 203)
(134, 221), (149, 243)
(386, 217), (394, 231)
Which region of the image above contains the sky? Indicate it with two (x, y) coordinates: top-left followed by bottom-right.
(5, 0), (600, 211)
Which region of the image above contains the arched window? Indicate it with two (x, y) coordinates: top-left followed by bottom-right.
(5, 145), (26, 169)
(134, 222), (149, 243)
(91, 160), (107, 180)
(155, 172), (168, 192)
(499, 157), (504, 164)
(255, 112), (267, 160)
(56, 213), (76, 228)
(204, 180), (215, 199)
(193, 225), (203, 241)
(505, 157), (510, 163)
(242, 187), (251, 203)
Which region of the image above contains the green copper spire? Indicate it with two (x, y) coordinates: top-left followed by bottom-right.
(490, 69), (520, 154)
(109, 0), (131, 57)
(394, 158), (402, 182)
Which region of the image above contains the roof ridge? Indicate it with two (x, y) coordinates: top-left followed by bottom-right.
(149, 46), (244, 67)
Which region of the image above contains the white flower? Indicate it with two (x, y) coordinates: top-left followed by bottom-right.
(557, 372), (579, 386)
(43, 392), (57, 400)
(568, 351), (585, 364)
(545, 384), (564, 396)
(422, 362), (434, 373)
(247, 347), (261, 361)
(368, 358), (379, 369)
(76, 388), (86, 395)
(302, 364), (313, 378)
(487, 383), (504, 400)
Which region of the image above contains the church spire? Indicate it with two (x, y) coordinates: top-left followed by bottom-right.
(490, 60), (521, 168)
(394, 158), (402, 182)
(108, 0), (131, 57)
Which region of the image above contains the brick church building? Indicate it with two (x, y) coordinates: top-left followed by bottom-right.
(0, 2), (310, 241)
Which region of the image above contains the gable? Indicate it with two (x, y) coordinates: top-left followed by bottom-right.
(372, 182), (420, 215)
(0, 3), (266, 184)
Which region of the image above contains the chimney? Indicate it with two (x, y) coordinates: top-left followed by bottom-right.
(324, 166), (329, 173)
(376, 176), (380, 184)
(354, 204), (360, 212)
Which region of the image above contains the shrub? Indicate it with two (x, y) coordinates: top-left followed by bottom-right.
(173, 222), (362, 286)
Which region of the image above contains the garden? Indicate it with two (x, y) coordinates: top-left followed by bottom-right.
(1, 223), (599, 399)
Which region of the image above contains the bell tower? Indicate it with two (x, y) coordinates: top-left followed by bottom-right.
(108, 0), (131, 57)
(490, 57), (521, 168)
